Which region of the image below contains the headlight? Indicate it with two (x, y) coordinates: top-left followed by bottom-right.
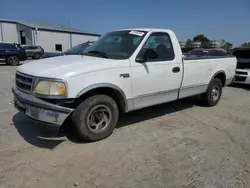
(34, 80), (66, 96)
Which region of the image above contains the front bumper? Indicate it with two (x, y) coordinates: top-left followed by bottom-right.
(12, 87), (74, 126)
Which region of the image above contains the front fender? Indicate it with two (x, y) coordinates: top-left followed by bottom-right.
(76, 83), (127, 99)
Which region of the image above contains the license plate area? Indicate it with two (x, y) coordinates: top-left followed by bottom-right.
(14, 98), (26, 110)
(26, 105), (59, 122)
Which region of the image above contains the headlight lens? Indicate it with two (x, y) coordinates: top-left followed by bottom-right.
(34, 80), (66, 96)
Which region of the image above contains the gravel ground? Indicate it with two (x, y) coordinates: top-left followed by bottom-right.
(0, 60), (250, 188)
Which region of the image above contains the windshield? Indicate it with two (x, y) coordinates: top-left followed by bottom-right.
(64, 42), (92, 55)
(83, 30), (147, 59)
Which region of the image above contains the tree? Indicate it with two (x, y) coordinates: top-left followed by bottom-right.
(240, 42), (250, 47)
(193, 34), (209, 48)
(221, 39), (226, 46)
(185, 39), (193, 48)
(220, 40), (233, 52)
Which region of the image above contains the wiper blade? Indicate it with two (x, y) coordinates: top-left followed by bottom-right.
(87, 50), (108, 58)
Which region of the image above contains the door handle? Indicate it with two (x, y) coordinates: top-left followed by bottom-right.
(172, 67), (180, 73)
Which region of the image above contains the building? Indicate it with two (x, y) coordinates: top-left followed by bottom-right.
(179, 41), (186, 48)
(191, 41), (201, 48)
(209, 40), (220, 48)
(179, 40), (220, 49)
(179, 41), (202, 48)
(0, 18), (100, 52)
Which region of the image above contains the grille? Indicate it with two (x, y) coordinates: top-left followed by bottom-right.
(16, 72), (34, 92)
(235, 76), (247, 82)
(236, 71), (248, 75)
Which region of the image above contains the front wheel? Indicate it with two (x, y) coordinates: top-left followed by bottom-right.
(72, 95), (119, 142)
(201, 78), (223, 107)
(6, 56), (20, 66)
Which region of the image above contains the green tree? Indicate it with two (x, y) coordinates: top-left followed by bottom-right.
(193, 34), (209, 48)
(220, 40), (233, 52)
(185, 39), (193, 48)
(221, 39), (226, 46)
(240, 42), (250, 47)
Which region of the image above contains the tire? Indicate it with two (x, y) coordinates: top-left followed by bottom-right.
(33, 53), (41, 60)
(6, 56), (20, 66)
(72, 95), (119, 142)
(201, 78), (223, 107)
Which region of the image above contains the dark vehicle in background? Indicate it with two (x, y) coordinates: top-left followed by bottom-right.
(232, 48), (250, 69)
(232, 48), (250, 84)
(22, 45), (44, 59)
(186, 48), (228, 57)
(40, 41), (94, 59)
(0, 42), (27, 65)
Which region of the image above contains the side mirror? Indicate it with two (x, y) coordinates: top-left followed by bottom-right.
(135, 48), (158, 63)
(135, 56), (146, 63)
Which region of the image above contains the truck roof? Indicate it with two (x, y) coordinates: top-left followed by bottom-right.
(117, 28), (172, 33)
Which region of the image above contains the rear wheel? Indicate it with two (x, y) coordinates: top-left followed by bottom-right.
(201, 78), (223, 107)
(6, 56), (20, 66)
(72, 95), (119, 142)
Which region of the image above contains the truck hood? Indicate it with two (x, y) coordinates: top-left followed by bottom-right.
(17, 55), (127, 79)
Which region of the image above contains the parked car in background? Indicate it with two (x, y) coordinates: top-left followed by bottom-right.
(0, 42), (27, 65)
(40, 41), (94, 59)
(22, 45), (44, 59)
(186, 48), (228, 57)
(13, 28), (236, 142)
(232, 48), (250, 84)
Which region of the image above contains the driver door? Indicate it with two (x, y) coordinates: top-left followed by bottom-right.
(130, 32), (182, 110)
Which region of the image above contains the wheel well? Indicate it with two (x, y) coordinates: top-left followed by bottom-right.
(214, 72), (226, 86)
(6, 55), (19, 58)
(76, 87), (127, 113)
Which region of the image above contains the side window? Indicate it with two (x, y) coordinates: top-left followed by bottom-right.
(26, 46), (37, 50)
(55, 44), (62, 51)
(23, 46), (31, 50)
(4, 44), (17, 50)
(138, 32), (175, 61)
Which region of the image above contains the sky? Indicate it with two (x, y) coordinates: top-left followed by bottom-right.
(1, 0), (249, 46)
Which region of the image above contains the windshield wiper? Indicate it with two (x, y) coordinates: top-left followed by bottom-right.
(87, 50), (109, 58)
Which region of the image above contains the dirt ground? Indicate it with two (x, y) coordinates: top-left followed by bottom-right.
(0, 61), (250, 188)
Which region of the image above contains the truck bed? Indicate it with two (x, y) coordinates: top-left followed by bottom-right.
(180, 55), (236, 98)
(183, 55), (235, 60)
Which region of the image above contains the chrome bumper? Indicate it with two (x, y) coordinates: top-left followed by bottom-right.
(12, 87), (73, 126)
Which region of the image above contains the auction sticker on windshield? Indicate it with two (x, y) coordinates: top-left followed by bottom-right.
(129, 30), (145, 36)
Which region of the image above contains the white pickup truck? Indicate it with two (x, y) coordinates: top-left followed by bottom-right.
(13, 28), (236, 141)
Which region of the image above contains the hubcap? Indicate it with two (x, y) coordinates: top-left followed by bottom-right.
(87, 105), (112, 133)
(9, 56), (18, 65)
(211, 85), (220, 101)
